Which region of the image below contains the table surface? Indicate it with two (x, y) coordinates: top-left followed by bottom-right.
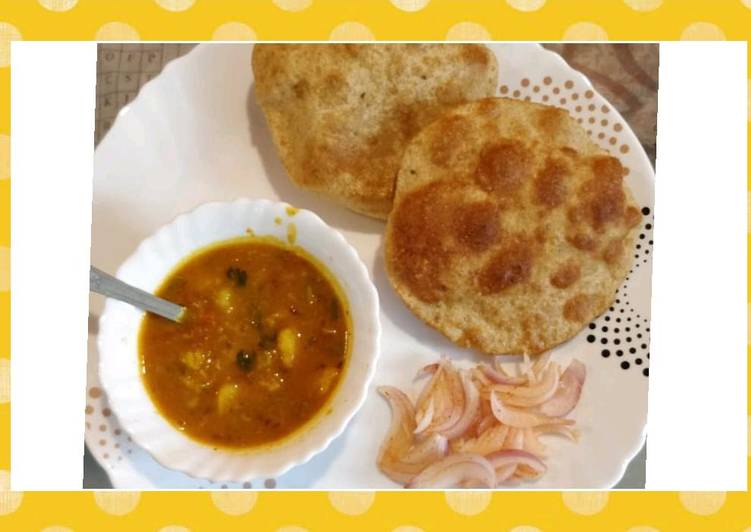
(87, 42), (658, 489)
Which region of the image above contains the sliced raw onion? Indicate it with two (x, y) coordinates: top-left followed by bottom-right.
(441, 371), (480, 440)
(537, 424), (580, 442)
(454, 423), (510, 456)
(486, 449), (547, 477)
(539, 360), (586, 417)
(522, 427), (548, 457)
(502, 428), (523, 481)
(401, 433), (448, 465)
(504, 426), (524, 449)
(480, 363), (527, 386)
(377, 386), (415, 441)
(532, 351), (552, 377)
(377, 355), (585, 488)
(414, 397), (434, 434)
(416, 362), (440, 380)
(414, 366), (450, 435)
(491, 391), (574, 428)
(516, 464), (545, 479)
(470, 367), (492, 389)
(493, 356), (525, 376)
(491, 365), (560, 405)
(495, 464), (517, 484)
(565, 359), (586, 381)
(424, 363), (464, 434)
(415, 361), (444, 409)
(376, 386), (420, 483)
(474, 413), (496, 437)
(522, 354), (537, 384)
(493, 356), (510, 373)
(406, 453), (496, 489)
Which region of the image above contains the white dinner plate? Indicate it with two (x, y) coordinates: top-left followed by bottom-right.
(87, 43), (653, 489)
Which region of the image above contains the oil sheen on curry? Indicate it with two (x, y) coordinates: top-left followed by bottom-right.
(139, 237), (350, 449)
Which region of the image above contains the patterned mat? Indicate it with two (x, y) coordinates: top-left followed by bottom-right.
(96, 44), (658, 166)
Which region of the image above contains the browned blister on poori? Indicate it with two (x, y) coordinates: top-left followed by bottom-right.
(252, 44), (498, 219)
(385, 97), (641, 355)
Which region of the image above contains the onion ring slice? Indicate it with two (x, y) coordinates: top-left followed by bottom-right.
(491, 391), (574, 428)
(406, 453), (496, 489)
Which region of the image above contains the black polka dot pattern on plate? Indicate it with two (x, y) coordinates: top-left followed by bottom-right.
(584, 207), (652, 377)
(631, 209), (655, 268)
(587, 303), (650, 375)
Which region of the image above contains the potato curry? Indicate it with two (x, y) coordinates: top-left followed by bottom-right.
(139, 237), (350, 449)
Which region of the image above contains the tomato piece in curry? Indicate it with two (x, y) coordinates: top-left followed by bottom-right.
(138, 237), (350, 449)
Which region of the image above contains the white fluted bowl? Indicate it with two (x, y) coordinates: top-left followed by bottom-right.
(97, 199), (381, 482)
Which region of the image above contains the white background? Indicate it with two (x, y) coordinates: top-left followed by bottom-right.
(9, 41), (748, 490)
(648, 42), (747, 490)
(11, 43), (94, 491)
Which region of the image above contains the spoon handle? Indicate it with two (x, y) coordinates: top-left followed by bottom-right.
(90, 266), (185, 323)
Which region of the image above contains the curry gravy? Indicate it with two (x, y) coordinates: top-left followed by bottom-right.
(139, 237), (350, 448)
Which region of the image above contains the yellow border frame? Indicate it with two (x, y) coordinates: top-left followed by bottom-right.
(0, 0), (749, 530)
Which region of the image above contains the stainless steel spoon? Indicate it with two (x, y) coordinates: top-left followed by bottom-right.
(89, 266), (185, 323)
